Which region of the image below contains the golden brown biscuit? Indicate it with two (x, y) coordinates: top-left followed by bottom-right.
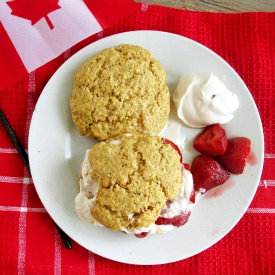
(85, 134), (182, 231)
(70, 44), (170, 140)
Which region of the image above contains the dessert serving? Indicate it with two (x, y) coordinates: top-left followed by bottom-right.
(70, 44), (170, 141)
(71, 43), (253, 238)
(75, 134), (194, 237)
(29, 31), (264, 263)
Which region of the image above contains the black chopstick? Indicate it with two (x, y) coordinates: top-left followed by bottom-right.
(0, 108), (72, 249)
(0, 109), (31, 174)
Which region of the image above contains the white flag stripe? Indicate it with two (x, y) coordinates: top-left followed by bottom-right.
(0, 0), (102, 73)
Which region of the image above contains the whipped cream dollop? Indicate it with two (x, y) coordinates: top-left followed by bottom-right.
(75, 147), (195, 236)
(173, 72), (239, 128)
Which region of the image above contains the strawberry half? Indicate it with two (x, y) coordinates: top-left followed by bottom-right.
(216, 137), (251, 174)
(162, 138), (182, 163)
(134, 232), (149, 238)
(194, 123), (228, 157)
(191, 155), (230, 192)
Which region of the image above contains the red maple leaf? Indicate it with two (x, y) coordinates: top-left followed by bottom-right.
(7, 0), (61, 30)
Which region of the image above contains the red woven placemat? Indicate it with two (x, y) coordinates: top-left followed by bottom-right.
(0, 2), (274, 274)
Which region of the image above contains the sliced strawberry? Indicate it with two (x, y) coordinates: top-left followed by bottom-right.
(191, 155), (230, 192)
(162, 138), (182, 163)
(134, 232), (148, 238)
(155, 211), (191, 227)
(183, 163), (191, 171)
(194, 123), (228, 157)
(216, 137), (251, 174)
(189, 190), (196, 203)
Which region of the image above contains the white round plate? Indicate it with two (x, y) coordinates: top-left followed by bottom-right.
(28, 31), (264, 265)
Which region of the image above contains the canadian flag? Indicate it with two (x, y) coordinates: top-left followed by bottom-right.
(0, 0), (139, 90)
(0, 0), (102, 88)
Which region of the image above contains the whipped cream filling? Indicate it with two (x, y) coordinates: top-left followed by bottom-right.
(75, 147), (195, 236)
(75, 149), (101, 225)
(160, 168), (193, 218)
(173, 72), (239, 128)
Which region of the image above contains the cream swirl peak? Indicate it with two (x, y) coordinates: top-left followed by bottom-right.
(173, 72), (239, 128)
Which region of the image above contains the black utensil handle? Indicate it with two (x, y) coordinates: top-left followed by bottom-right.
(0, 108), (72, 249)
(0, 108), (30, 174)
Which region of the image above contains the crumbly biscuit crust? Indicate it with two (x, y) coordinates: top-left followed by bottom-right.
(88, 134), (182, 231)
(70, 44), (170, 140)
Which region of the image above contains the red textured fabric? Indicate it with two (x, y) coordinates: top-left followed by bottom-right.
(0, 1), (274, 274)
(84, 0), (139, 28)
(0, 23), (26, 91)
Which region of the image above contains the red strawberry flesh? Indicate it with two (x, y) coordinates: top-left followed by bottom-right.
(133, 212), (191, 238)
(155, 211), (191, 227)
(183, 163), (191, 171)
(134, 232), (149, 238)
(189, 190), (196, 203)
(194, 123), (228, 157)
(217, 137), (251, 174)
(191, 155), (230, 192)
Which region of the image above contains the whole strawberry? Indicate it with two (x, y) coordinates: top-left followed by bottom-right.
(217, 137), (251, 174)
(193, 123), (228, 157)
(191, 155), (230, 192)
